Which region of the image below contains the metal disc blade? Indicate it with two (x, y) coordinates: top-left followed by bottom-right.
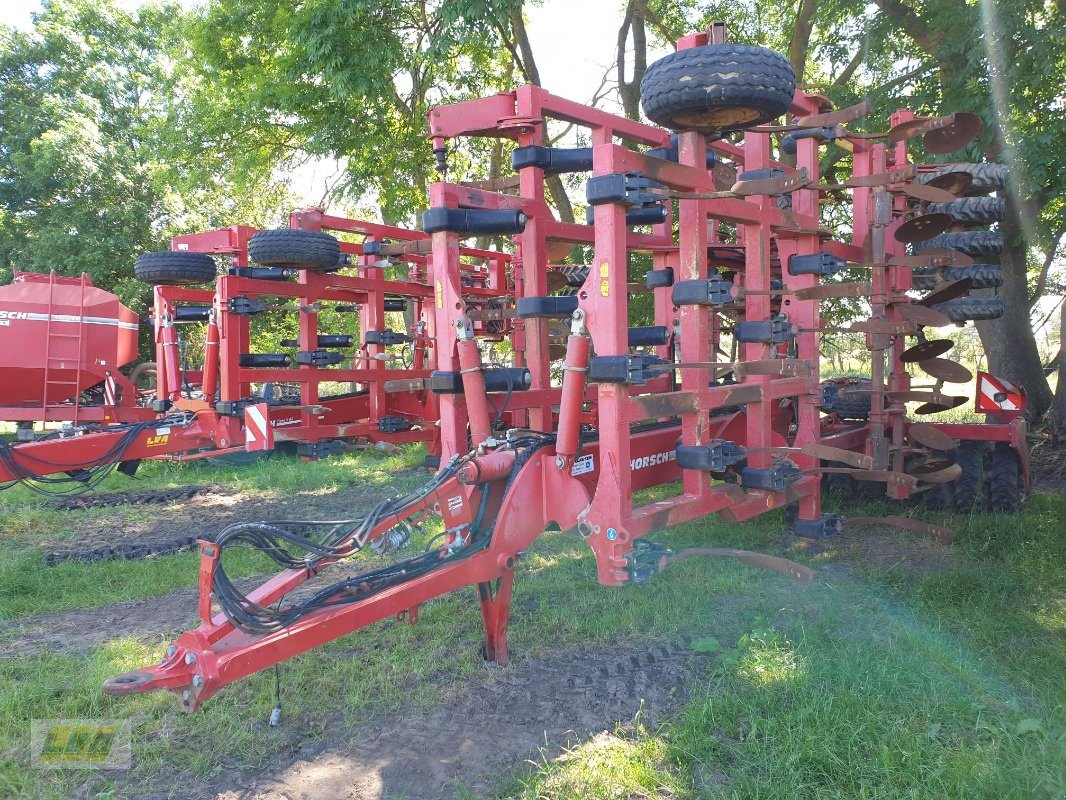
(908, 458), (955, 475)
(894, 213), (953, 243)
(548, 343), (568, 360)
(918, 278), (973, 306)
(898, 304), (951, 328)
(545, 240), (573, 262)
(901, 339), (954, 362)
(916, 462), (964, 483)
(918, 357), (973, 384)
(887, 116), (940, 143)
(914, 395), (968, 415)
(923, 112), (982, 154)
(907, 422), (956, 450)
(926, 170), (974, 196)
(899, 183), (957, 203)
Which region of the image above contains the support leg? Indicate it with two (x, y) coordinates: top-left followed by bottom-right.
(476, 569), (514, 666)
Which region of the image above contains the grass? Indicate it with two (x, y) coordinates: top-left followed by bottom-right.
(0, 447), (1063, 799)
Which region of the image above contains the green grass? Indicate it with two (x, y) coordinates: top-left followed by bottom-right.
(0, 448), (1063, 799)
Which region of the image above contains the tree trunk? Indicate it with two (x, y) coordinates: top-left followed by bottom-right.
(974, 212), (1054, 419)
(617, 2), (647, 120)
(1052, 299), (1066, 435)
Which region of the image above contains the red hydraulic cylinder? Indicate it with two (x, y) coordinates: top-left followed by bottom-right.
(456, 335), (492, 449)
(201, 312), (220, 402)
(555, 330), (590, 461)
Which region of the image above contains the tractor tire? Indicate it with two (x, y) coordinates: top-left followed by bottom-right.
(986, 442), (1024, 511)
(134, 252), (217, 286)
(916, 162), (1008, 195)
(917, 448), (956, 510)
(821, 471), (856, 499)
(640, 44), (795, 133)
(855, 477), (885, 503)
(925, 196), (1006, 226)
(823, 378), (873, 421)
(919, 230), (1004, 257)
(953, 440), (986, 510)
(912, 265), (1002, 291)
(248, 229), (341, 271)
(933, 297), (1004, 323)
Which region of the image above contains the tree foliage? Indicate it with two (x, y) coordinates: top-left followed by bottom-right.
(0, 0), (288, 312)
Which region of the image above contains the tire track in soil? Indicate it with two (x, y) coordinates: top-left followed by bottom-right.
(142, 641), (703, 800)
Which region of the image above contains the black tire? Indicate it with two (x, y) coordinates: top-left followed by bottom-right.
(821, 471), (856, 499)
(822, 378), (872, 421)
(933, 297), (1004, 323)
(134, 252), (217, 286)
(986, 443), (1024, 511)
(640, 44), (795, 133)
(916, 163), (1008, 195)
(248, 229), (341, 271)
(855, 478), (885, 503)
(916, 448), (956, 510)
(953, 441), (986, 510)
(912, 265), (1002, 291)
(919, 231), (1004, 257)
(925, 197), (1006, 226)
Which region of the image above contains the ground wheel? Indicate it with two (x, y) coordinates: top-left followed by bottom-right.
(916, 449), (956, 510)
(822, 378), (872, 421)
(134, 252), (217, 285)
(640, 44), (795, 133)
(920, 230), (1004, 257)
(933, 297), (1004, 323)
(953, 441), (986, 510)
(916, 163), (1008, 195)
(986, 442), (1024, 511)
(248, 229), (341, 270)
(925, 197), (1005, 226)
(912, 265), (1002, 291)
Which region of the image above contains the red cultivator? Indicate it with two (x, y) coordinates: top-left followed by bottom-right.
(96, 27), (1027, 710)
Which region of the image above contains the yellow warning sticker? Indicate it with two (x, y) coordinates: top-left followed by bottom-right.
(435, 281), (443, 309)
(600, 279), (610, 297)
(599, 261), (609, 277)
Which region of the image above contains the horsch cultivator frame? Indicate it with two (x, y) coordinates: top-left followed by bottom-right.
(103, 25), (1027, 710)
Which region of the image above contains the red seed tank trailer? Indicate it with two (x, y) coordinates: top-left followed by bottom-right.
(0, 270), (146, 423)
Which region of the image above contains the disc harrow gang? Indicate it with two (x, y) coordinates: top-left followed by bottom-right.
(98, 23), (1028, 712)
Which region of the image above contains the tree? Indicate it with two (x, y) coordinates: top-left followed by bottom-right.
(0, 0), (287, 312)
(188, 0), (526, 225)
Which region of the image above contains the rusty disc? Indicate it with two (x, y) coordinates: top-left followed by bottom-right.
(918, 278), (973, 306)
(545, 240), (573, 262)
(919, 357), (972, 384)
(894, 213), (953, 243)
(907, 422), (956, 451)
(548, 343), (568, 360)
(886, 117), (939, 143)
(901, 339), (954, 362)
(899, 183), (957, 203)
(915, 462), (964, 483)
(908, 457), (954, 474)
(898, 303), (951, 328)
(914, 395), (968, 415)
(923, 112), (982, 155)
(926, 170), (974, 196)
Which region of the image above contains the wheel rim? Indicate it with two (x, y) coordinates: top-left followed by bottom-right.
(672, 105), (764, 130)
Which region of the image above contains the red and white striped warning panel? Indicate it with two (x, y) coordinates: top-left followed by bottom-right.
(976, 371), (1027, 415)
(103, 372), (117, 406)
(243, 402), (274, 452)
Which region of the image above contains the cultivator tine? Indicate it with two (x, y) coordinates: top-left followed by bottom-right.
(846, 515), (955, 542)
(664, 547), (815, 583)
(891, 248), (974, 268)
(897, 183), (957, 203)
(796, 443), (874, 469)
(914, 396), (968, 414)
(791, 282), (871, 301)
(908, 461), (963, 483)
(818, 165), (916, 192)
(818, 468), (920, 490)
(750, 98), (871, 132)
